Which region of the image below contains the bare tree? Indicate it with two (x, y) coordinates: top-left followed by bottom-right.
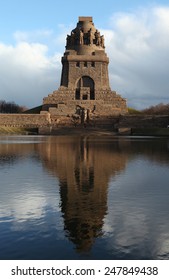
(142, 103), (169, 115)
(0, 100), (28, 113)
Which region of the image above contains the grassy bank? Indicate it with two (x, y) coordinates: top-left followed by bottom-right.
(0, 126), (38, 135)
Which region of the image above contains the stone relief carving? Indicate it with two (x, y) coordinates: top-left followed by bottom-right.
(66, 27), (105, 48)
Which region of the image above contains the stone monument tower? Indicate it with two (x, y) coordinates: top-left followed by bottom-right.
(42, 17), (127, 124)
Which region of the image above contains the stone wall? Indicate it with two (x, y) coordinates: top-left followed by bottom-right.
(43, 89), (127, 116)
(61, 54), (110, 90)
(0, 112), (50, 127)
(117, 115), (169, 129)
(0, 113), (169, 134)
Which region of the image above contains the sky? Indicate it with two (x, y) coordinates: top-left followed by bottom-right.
(0, 0), (169, 109)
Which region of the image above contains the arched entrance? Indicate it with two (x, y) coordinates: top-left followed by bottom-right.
(75, 76), (95, 100)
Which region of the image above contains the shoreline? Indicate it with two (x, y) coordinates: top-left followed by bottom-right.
(0, 126), (169, 137)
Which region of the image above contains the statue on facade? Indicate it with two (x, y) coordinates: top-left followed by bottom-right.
(66, 27), (104, 48)
(70, 31), (75, 45)
(88, 28), (94, 45)
(79, 29), (84, 45)
(66, 35), (71, 47)
(100, 35), (105, 48)
(95, 29), (101, 46)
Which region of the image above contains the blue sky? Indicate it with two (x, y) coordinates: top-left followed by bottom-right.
(0, 0), (169, 109)
(1, 0), (168, 45)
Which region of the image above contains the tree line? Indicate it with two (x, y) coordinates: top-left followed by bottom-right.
(141, 103), (169, 115)
(0, 100), (27, 113)
(129, 103), (169, 115)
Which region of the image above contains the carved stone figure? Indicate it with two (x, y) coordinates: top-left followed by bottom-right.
(79, 30), (84, 45)
(101, 35), (105, 48)
(88, 28), (94, 45)
(95, 29), (101, 46)
(70, 31), (75, 45)
(66, 35), (71, 47)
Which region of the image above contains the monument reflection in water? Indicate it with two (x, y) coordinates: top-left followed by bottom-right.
(0, 136), (169, 259)
(38, 136), (127, 253)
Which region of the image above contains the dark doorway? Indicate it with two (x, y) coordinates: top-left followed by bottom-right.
(75, 76), (95, 100)
(75, 90), (80, 100)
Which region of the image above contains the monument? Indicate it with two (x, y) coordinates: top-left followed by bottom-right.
(1, 17), (169, 132)
(41, 16), (128, 126)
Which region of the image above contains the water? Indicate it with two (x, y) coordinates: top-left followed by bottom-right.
(0, 135), (169, 260)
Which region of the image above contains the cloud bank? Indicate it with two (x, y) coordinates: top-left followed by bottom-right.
(0, 41), (62, 107)
(105, 6), (169, 108)
(0, 5), (169, 109)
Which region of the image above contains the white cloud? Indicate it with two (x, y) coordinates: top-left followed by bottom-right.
(104, 6), (169, 108)
(0, 6), (169, 109)
(13, 29), (53, 43)
(0, 41), (62, 107)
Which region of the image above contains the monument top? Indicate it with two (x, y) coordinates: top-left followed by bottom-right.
(78, 16), (93, 22)
(65, 16), (105, 54)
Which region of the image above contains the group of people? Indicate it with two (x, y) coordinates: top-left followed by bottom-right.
(66, 28), (105, 48)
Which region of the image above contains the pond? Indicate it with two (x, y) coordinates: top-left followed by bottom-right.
(0, 135), (169, 260)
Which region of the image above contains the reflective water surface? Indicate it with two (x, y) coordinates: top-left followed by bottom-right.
(0, 135), (169, 260)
